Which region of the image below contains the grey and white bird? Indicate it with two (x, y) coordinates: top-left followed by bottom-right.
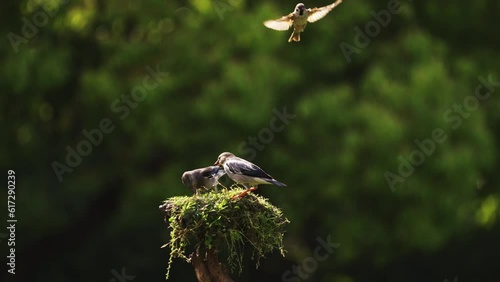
(263, 0), (343, 42)
(214, 152), (286, 198)
(181, 166), (226, 195)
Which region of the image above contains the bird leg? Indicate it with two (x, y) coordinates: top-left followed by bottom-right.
(202, 185), (217, 192)
(231, 186), (258, 199)
(232, 190), (250, 199)
(217, 181), (229, 190)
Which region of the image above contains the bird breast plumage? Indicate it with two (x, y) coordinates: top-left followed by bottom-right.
(293, 15), (308, 32)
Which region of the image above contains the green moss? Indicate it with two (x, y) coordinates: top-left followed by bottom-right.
(160, 186), (289, 279)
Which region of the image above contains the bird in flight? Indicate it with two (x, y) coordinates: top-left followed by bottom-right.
(181, 166), (226, 195)
(214, 152), (286, 199)
(263, 0), (343, 42)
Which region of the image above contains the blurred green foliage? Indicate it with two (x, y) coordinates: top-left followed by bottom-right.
(1, 0), (499, 281)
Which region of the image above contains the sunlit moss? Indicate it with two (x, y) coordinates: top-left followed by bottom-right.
(160, 187), (289, 279)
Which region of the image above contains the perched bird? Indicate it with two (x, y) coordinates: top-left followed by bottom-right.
(263, 0), (343, 42)
(214, 152), (286, 199)
(181, 166), (226, 195)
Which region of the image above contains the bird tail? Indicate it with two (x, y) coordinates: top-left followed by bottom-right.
(269, 179), (287, 187)
(288, 31), (300, 42)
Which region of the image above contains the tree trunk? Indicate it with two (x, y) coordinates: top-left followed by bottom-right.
(191, 247), (213, 282)
(191, 247), (234, 282)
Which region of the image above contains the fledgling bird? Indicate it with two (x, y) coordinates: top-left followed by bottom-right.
(214, 152), (286, 199)
(263, 0), (343, 42)
(181, 166), (226, 195)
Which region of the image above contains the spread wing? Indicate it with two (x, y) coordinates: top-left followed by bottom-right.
(225, 159), (273, 180)
(307, 0), (343, 23)
(263, 13), (294, 31)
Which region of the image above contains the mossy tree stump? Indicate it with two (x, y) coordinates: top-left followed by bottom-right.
(159, 187), (289, 281)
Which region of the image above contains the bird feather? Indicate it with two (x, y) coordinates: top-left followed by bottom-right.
(307, 0), (343, 23)
(263, 14), (294, 31)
